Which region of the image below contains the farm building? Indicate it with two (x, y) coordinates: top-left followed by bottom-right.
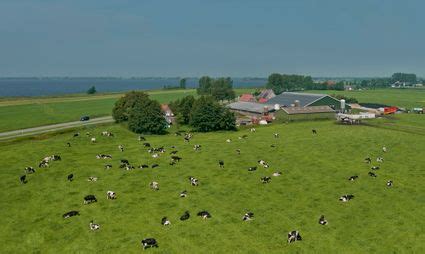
(239, 93), (256, 102)
(267, 92), (349, 110)
(227, 101), (276, 117)
(161, 104), (175, 124)
(275, 106), (336, 122)
(257, 89), (276, 103)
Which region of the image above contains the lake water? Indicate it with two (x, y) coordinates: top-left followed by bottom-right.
(0, 78), (267, 97)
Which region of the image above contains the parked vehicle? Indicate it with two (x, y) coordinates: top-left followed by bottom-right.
(80, 116), (90, 121)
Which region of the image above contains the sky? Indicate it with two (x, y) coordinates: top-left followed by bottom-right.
(0, 0), (424, 77)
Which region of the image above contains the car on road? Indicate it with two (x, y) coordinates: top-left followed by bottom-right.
(80, 116), (90, 121)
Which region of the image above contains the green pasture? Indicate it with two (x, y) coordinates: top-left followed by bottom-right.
(0, 117), (424, 253)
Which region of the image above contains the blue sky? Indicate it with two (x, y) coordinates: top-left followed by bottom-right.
(0, 0), (424, 77)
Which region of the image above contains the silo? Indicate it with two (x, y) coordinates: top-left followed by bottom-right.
(340, 99), (346, 112)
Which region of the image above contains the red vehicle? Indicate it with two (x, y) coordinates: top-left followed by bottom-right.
(383, 107), (398, 115)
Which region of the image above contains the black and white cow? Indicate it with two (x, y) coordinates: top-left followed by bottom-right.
(73, 132), (80, 137)
(139, 164), (149, 169)
(193, 144), (201, 151)
(63, 210), (80, 218)
(218, 160), (224, 168)
(20, 175), (27, 184)
(87, 176), (98, 182)
(161, 217), (171, 226)
(151, 164), (159, 168)
(180, 190), (187, 198)
(67, 142), (71, 147)
(387, 180), (393, 187)
(258, 160), (269, 168)
(272, 172), (282, 177)
(312, 129), (317, 135)
(89, 220), (100, 231)
(25, 167), (35, 174)
(84, 195), (97, 204)
(143, 142), (151, 147)
(39, 161), (49, 168)
(339, 194), (354, 202)
(364, 157), (372, 164)
(170, 150), (178, 155)
(382, 146), (387, 153)
(261, 176), (271, 184)
(171, 156), (182, 162)
(250, 128), (256, 132)
(236, 149), (241, 155)
(138, 136), (146, 141)
(141, 238), (158, 250)
(248, 166), (257, 172)
(377, 157), (384, 163)
(118, 145), (124, 152)
(104, 164), (112, 169)
(371, 166), (380, 170)
(189, 176), (198, 186)
(150, 181), (159, 190)
(180, 211), (190, 221)
(96, 154), (112, 159)
(67, 174), (74, 181)
(197, 211), (211, 219)
(274, 133), (279, 138)
(348, 175), (358, 181)
(287, 231), (302, 243)
(107, 191), (116, 199)
(242, 212), (254, 221)
(368, 172), (377, 177)
(319, 215), (328, 225)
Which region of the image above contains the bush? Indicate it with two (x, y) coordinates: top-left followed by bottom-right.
(87, 86), (96, 94)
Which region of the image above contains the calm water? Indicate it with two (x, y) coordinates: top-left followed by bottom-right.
(0, 78), (266, 97)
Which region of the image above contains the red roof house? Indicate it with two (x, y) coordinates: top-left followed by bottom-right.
(239, 93), (255, 102)
(258, 98), (268, 103)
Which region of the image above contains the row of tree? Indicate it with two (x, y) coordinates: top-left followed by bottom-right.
(169, 95), (236, 132)
(197, 76), (235, 101)
(112, 91), (236, 134)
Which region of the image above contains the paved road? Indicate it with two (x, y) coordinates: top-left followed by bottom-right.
(0, 116), (114, 141)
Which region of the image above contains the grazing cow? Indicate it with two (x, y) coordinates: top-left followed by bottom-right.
(274, 133), (279, 138)
(151, 164), (159, 168)
(272, 172), (282, 177)
(387, 180), (393, 187)
(184, 133), (193, 142)
(258, 160), (269, 168)
(101, 131), (114, 137)
(193, 144), (201, 151)
(382, 146), (387, 153)
(63, 210), (80, 218)
(236, 149), (241, 155)
(364, 157), (372, 164)
(171, 156), (182, 162)
(120, 159), (129, 165)
(83, 195), (97, 204)
(67, 142), (71, 147)
(39, 161), (49, 168)
(106, 191), (116, 199)
(161, 217), (171, 226)
(226, 139), (232, 143)
(152, 153), (159, 158)
(139, 164), (149, 169)
(141, 238), (158, 250)
(150, 181), (159, 190)
(87, 176), (98, 182)
(339, 194), (354, 202)
(368, 172), (377, 177)
(270, 144), (276, 148)
(175, 132), (182, 136)
(124, 165), (135, 171)
(377, 157), (384, 163)
(96, 154), (112, 159)
(138, 136), (146, 141)
(312, 129), (317, 135)
(73, 132), (80, 137)
(248, 166), (257, 172)
(143, 143), (151, 147)
(25, 167), (35, 174)
(261, 176), (271, 184)
(348, 175), (358, 181)
(118, 145), (124, 152)
(67, 174), (74, 181)
(20, 175), (27, 184)
(170, 150), (178, 155)
(242, 212), (254, 221)
(104, 164), (112, 169)
(288, 231), (302, 243)
(250, 128), (256, 132)
(197, 211), (211, 219)
(371, 166), (380, 170)
(52, 155), (61, 161)
(89, 220), (100, 231)
(91, 137), (96, 143)
(86, 132), (91, 136)
(319, 215), (328, 225)
(180, 190), (187, 198)
(218, 160), (224, 168)
(180, 211), (190, 221)
(189, 176), (198, 186)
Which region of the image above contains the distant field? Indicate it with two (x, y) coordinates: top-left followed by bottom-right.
(0, 117), (424, 253)
(305, 89), (425, 109)
(0, 89), (253, 132)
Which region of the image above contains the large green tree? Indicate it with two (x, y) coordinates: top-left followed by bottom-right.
(128, 100), (167, 134)
(210, 77), (235, 101)
(112, 91), (150, 122)
(197, 76), (212, 95)
(169, 95), (195, 124)
(179, 78), (187, 89)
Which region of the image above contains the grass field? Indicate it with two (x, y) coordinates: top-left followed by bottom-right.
(1, 117), (424, 253)
(305, 88), (425, 109)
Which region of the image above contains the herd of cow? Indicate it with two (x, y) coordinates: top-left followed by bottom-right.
(18, 127), (393, 250)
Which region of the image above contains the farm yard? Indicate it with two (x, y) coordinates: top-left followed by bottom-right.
(1, 118), (424, 253)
